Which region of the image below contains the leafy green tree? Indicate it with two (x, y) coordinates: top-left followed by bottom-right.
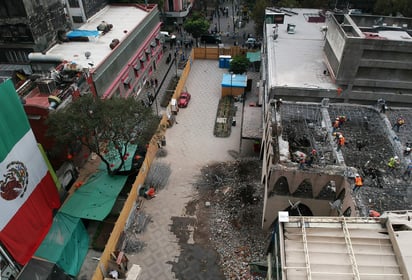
(374, 0), (412, 16)
(276, 0), (300, 8)
(47, 95), (160, 175)
(251, 0), (270, 36)
(108, 0), (165, 13)
(229, 55), (250, 74)
(183, 12), (210, 42)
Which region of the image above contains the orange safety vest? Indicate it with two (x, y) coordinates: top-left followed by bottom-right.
(339, 137), (345, 146)
(355, 176), (363, 187)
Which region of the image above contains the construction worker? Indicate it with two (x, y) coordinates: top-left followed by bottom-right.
(353, 174), (363, 192)
(276, 98), (283, 112)
(306, 149), (317, 167)
(377, 98), (387, 113)
(403, 161), (412, 180)
(299, 153), (306, 169)
(392, 116), (405, 132)
(332, 118), (340, 132)
(388, 156), (400, 172)
(144, 186), (156, 199)
(337, 134), (345, 151)
(338, 115), (347, 127)
(332, 132), (342, 144)
(369, 210), (381, 218)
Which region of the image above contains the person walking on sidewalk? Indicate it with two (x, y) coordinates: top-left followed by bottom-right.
(353, 174), (363, 192)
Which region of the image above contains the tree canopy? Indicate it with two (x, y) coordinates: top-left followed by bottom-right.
(47, 95), (160, 175)
(229, 55), (250, 74)
(251, 0), (270, 36)
(183, 12), (210, 40)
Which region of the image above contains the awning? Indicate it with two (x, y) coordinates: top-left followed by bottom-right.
(246, 51), (261, 63)
(34, 212), (89, 277)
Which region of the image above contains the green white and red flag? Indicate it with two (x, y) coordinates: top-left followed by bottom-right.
(0, 80), (60, 264)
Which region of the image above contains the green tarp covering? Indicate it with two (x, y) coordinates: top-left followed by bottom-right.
(34, 212), (89, 276)
(246, 52), (261, 63)
(60, 144), (136, 221)
(59, 170), (128, 220)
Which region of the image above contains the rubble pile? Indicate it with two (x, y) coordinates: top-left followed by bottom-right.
(281, 104), (411, 215)
(195, 159), (268, 279)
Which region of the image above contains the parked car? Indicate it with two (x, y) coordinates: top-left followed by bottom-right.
(178, 91), (191, 108)
(200, 34), (222, 44)
(245, 38), (261, 49)
(245, 38), (257, 46)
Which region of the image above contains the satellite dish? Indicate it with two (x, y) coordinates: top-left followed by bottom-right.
(48, 95), (62, 110)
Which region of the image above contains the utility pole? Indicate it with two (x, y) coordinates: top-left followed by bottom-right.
(174, 55), (178, 77)
(232, 0), (236, 35)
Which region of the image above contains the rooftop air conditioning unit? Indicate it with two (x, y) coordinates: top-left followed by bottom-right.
(37, 79), (56, 95)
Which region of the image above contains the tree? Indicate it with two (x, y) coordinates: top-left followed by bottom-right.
(47, 95), (161, 175)
(183, 12), (210, 43)
(374, 0), (412, 17)
(251, 0), (270, 36)
(229, 55), (250, 74)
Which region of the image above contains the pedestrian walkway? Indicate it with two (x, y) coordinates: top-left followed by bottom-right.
(127, 60), (243, 279)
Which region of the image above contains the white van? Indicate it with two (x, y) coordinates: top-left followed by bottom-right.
(160, 31), (171, 42)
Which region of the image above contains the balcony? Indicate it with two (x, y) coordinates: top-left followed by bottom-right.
(164, 3), (192, 18)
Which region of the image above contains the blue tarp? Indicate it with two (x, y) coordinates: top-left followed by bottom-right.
(221, 73), (247, 87)
(67, 30), (100, 38)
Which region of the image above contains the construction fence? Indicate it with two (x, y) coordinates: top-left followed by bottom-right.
(92, 44), (246, 279)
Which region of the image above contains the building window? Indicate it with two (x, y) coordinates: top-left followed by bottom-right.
(123, 77), (131, 89)
(134, 64), (140, 76)
(140, 56), (146, 68)
(145, 48), (151, 59)
(68, 0), (80, 8)
(72, 16), (83, 23)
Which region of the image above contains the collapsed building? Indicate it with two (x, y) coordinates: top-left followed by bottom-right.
(259, 8), (412, 279)
(260, 6), (412, 246)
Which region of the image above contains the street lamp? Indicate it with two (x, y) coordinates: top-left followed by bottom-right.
(231, 0), (236, 35)
(174, 53), (178, 77)
(230, 71), (233, 96)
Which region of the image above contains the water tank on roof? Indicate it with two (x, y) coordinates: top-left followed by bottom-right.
(28, 52), (64, 63)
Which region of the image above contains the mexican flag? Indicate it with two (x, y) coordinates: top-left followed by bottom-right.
(0, 80), (60, 264)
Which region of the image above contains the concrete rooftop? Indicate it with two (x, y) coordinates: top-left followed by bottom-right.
(46, 5), (148, 70)
(266, 8), (337, 91)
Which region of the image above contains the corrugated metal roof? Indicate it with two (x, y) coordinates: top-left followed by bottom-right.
(280, 214), (412, 280)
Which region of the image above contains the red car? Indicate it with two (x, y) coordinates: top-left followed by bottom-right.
(178, 91), (191, 108)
